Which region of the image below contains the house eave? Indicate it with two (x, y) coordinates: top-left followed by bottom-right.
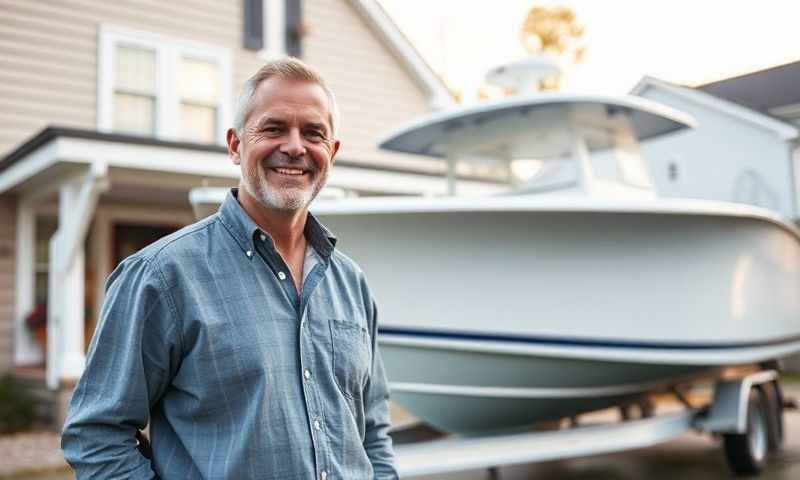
(0, 126), (507, 198)
(631, 76), (800, 141)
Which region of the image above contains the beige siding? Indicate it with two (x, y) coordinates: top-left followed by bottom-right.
(0, 0), (441, 173)
(0, 0), (239, 155)
(303, 0), (441, 172)
(0, 196), (16, 372)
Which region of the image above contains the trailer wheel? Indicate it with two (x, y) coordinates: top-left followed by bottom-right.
(762, 381), (784, 452)
(723, 388), (769, 476)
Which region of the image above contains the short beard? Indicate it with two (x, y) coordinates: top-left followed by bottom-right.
(241, 157), (327, 212)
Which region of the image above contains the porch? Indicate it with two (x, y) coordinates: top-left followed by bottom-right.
(0, 126), (502, 426)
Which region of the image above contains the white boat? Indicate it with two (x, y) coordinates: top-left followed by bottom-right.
(309, 93), (800, 435)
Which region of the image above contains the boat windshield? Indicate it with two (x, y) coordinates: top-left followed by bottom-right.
(580, 124), (652, 189)
(510, 119), (654, 194)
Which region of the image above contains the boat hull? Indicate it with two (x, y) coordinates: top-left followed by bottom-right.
(382, 337), (710, 433)
(314, 198), (800, 433)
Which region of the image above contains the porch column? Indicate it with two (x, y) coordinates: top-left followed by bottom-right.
(46, 163), (108, 389)
(13, 199), (42, 365)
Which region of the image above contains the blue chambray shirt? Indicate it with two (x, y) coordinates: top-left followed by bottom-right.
(62, 189), (397, 479)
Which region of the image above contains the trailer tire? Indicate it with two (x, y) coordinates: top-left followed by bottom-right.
(762, 381), (784, 452)
(723, 388), (768, 476)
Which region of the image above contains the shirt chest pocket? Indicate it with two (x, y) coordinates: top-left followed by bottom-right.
(329, 318), (371, 400)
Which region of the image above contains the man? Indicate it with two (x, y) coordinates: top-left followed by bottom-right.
(62, 58), (397, 479)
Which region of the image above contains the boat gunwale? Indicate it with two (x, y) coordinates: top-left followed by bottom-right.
(313, 196), (800, 242)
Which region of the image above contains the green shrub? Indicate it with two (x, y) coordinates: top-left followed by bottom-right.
(0, 374), (36, 433)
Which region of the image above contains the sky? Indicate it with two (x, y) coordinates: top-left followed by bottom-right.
(377, 0), (800, 102)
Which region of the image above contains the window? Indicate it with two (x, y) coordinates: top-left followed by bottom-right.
(113, 46), (157, 135)
(99, 26), (231, 145)
(178, 57), (221, 143)
(668, 162), (679, 182)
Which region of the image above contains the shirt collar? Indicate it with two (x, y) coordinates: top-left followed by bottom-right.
(218, 188), (337, 260)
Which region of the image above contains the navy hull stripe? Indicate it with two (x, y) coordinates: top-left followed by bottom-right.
(378, 327), (800, 351)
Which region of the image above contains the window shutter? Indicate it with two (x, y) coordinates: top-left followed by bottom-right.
(243, 0), (264, 51)
(285, 0), (302, 57)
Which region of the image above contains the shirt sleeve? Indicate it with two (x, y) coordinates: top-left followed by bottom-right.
(362, 298), (399, 479)
(61, 256), (181, 479)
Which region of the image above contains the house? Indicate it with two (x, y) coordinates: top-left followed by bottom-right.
(699, 61), (800, 127)
(632, 74), (800, 223)
(0, 0), (504, 424)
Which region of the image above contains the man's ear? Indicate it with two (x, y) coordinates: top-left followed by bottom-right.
(226, 128), (241, 165)
(329, 139), (341, 165)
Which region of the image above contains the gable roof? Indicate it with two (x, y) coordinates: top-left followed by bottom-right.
(631, 76), (799, 141)
(346, 0), (454, 109)
(696, 60), (800, 114)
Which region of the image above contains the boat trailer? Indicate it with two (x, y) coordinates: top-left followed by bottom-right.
(394, 370), (790, 478)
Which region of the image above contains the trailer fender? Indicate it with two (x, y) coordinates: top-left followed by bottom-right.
(701, 370), (779, 434)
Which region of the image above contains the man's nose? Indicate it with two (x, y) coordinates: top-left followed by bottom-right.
(280, 128), (307, 158)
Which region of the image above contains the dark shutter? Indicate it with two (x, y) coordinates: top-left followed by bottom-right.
(243, 0), (264, 51)
(285, 0), (302, 57)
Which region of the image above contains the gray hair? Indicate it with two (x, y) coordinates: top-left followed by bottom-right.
(233, 57), (340, 137)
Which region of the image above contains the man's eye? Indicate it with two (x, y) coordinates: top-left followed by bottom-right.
(304, 131), (325, 142)
(263, 126), (282, 134)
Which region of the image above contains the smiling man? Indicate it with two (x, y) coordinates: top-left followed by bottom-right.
(62, 58), (398, 479)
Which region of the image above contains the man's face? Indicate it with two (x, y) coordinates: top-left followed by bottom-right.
(228, 77), (339, 212)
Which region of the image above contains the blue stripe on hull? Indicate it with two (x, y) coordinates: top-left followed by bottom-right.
(378, 327), (800, 351)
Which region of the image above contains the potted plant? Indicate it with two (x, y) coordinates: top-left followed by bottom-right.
(25, 303), (47, 353)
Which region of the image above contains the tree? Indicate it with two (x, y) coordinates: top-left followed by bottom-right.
(520, 5), (586, 90)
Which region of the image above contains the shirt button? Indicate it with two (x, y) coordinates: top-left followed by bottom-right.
(320, 471), (327, 480)
(304, 369), (311, 380)
(260, 233), (266, 242)
(278, 271), (286, 280)
(246, 250), (252, 258)
(313, 419), (321, 430)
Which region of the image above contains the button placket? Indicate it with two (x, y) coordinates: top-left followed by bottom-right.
(298, 310), (327, 475)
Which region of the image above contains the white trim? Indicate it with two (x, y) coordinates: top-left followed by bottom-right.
(631, 76), (799, 140)
(58, 137), (239, 178)
(390, 376), (677, 399)
(257, 0), (287, 60)
(346, 0), (454, 109)
(0, 141), (60, 194)
(13, 199), (42, 366)
(56, 163), (109, 274)
(97, 24), (232, 145)
(45, 167), (108, 387)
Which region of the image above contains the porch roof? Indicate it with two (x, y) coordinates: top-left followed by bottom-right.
(0, 126), (507, 202)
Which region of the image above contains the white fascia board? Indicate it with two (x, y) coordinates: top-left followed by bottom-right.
(347, 0), (454, 110)
(57, 137), (240, 179)
(631, 76), (799, 141)
(0, 141), (63, 194)
(257, 0), (287, 60)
